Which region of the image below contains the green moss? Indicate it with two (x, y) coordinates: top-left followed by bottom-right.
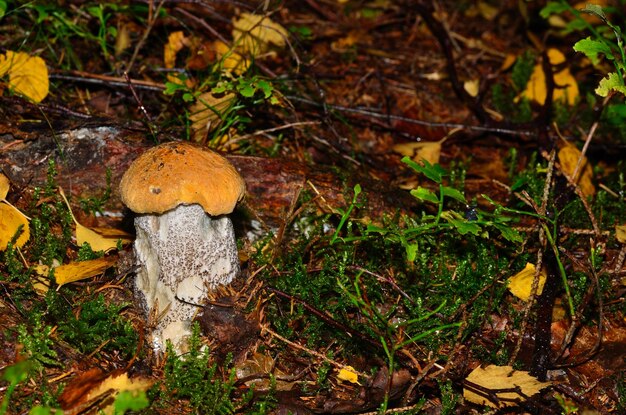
(52, 294), (137, 359)
(159, 324), (244, 414)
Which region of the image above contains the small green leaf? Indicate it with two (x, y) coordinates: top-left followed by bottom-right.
(539, 2), (570, 18)
(573, 37), (614, 65)
(404, 242), (418, 262)
(114, 390), (149, 414)
(582, 4), (606, 20)
(441, 186), (466, 204)
(410, 187), (439, 204)
(596, 72), (626, 97)
(256, 79), (273, 98)
(0, 1), (8, 19)
(448, 217), (481, 236)
(2, 360), (32, 384)
(238, 82), (256, 98)
(402, 157), (445, 183)
(493, 223), (523, 243)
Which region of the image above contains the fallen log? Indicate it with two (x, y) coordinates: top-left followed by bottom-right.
(0, 125), (417, 229)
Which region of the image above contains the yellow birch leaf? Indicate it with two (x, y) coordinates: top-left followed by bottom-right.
(0, 51), (49, 103)
(189, 91), (236, 143)
(53, 256), (118, 287)
(75, 223), (125, 253)
(464, 365), (551, 408)
(0, 173), (9, 200)
(616, 225), (626, 243)
(507, 263), (546, 302)
(232, 13), (288, 56)
(58, 187), (126, 252)
(557, 142), (595, 197)
(521, 48), (578, 106)
(337, 366), (360, 385)
(0, 203), (29, 250)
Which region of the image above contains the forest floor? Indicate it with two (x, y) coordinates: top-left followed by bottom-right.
(1, 1), (625, 414)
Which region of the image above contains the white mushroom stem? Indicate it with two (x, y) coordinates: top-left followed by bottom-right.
(133, 203), (239, 353)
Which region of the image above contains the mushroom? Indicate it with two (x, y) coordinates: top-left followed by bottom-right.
(119, 141), (245, 352)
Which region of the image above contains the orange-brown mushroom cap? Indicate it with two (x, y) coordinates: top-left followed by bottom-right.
(120, 142), (245, 216)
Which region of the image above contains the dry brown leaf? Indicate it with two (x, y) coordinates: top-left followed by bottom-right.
(53, 256), (118, 287)
(0, 51), (49, 103)
(521, 48), (578, 105)
(507, 263), (546, 302)
(0, 173), (9, 200)
(189, 91), (236, 142)
(232, 13), (288, 56)
(616, 225), (626, 243)
(236, 352), (296, 391)
(0, 203), (29, 250)
(558, 142), (595, 197)
(464, 365), (551, 408)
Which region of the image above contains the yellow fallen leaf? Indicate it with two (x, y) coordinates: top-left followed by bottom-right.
(58, 187), (126, 253)
(0, 173), (9, 200)
(53, 256), (118, 287)
(76, 223), (126, 253)
(393, 133), (453, 165)
(337, 366), (360, 385)
(394, 141), (442, 165)
(557, 142), (595, 197)
(464, 365), (551, 408)
(507, 263), (546, 302)
(232, 13), (288, 56)
(214, 40), (250, 75)
(616, 225), (626, 243)
(189, 91), (236, 143)
(0, 51), (49, 103)
(0, 203), (29, 250)
(463, 79), (479, 97)
(164, 31), (187, 69)
(521, 48), (578, 106)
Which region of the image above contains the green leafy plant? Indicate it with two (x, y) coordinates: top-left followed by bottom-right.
(367, 158), (521, 262)
(541, 2), (626, 97)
